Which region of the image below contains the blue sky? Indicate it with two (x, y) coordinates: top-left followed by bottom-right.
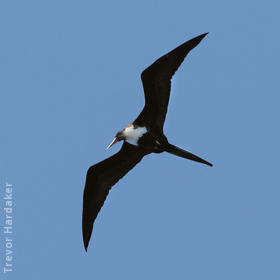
(1, 0), (280, 279)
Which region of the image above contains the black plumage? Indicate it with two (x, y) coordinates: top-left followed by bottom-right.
(135, 33), (208, 132)
(82, 142), (149, 251)
(82, 33), (212, 251)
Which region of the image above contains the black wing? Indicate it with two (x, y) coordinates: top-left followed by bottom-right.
(135, 33), (208, 132)
(82, 141), (149, 251)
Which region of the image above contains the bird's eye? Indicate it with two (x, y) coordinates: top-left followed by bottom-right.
(116, 133), (123, 140)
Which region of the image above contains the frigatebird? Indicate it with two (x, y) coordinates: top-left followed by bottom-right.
(82, 33), (212, 251)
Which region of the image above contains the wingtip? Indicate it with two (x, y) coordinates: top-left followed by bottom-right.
(83, 241), (89, 252)
(83, 229), (90, 252)
(187, 32), (209, 48)
(197, 32), (209, 40)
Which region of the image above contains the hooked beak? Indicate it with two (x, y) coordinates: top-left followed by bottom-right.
(106, 137), (119, 149)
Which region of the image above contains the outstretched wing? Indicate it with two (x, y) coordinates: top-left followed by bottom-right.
(135, 33), (208, 132)
(82, 141), (149, 251)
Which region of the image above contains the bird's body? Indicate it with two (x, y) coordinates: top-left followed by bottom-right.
(117, 124), (164, 152)
(122, 125), (148, 147)
(82, 33), (213, 251)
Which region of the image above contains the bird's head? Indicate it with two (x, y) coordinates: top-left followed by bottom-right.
(106, 130), (125, 149)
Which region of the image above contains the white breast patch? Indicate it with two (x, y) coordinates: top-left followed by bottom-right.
(123, 126), (147, 146)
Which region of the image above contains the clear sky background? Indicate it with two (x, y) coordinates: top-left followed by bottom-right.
(1, 0), (280, 279)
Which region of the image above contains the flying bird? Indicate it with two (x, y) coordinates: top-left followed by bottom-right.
(82, 33), (212, 251)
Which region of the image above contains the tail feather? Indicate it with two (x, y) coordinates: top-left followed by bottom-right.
(164, 143), (213, 167)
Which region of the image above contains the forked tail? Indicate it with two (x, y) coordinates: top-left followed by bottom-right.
(164, 143), (213, 167)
